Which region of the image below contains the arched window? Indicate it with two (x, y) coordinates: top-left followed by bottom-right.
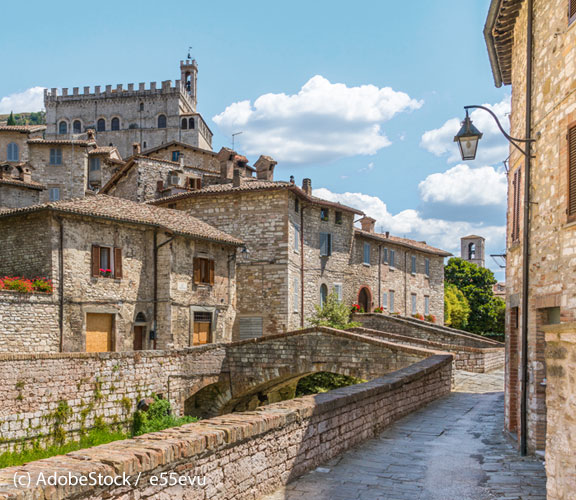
(58, 121), (68, 135)
(97, 118), (105, 132)
(157, 114), (167, 129)
(181, 118), (188, 130)
(111, 117), (120, 131)
(320, 284), (328, 307)
(188, 117), (195, 129)
(135, 312), (147, 323)
(468, 242), (476, 260)
(7, 142), (19, 162)
(73, 120), (81, 134)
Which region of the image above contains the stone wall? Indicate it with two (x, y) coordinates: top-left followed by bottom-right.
(0, 130), (32, 164)
(544, 323), (576, 500)
(0, 354), (452, 499)
(0, 183), (42, 209)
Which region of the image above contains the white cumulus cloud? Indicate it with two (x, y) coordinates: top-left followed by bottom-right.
(420, 96), (511, 166)
(312, 187), (506, 257)
(418, 164), (507, 206)
(0, 87), (46, 114)
(213, 75), (423, 164)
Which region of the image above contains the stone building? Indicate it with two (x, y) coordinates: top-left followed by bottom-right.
(484, 0), (576, 468)
(44, 60), (213, 158)
(460, 234), (485, 267)
(151, 175), (450, 338)
(0, 195), (241, 353)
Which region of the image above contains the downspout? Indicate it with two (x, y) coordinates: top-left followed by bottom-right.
(404, 251), (408, 315)
(58, 217), (64, 352)
(378, 245), (382, 307)
(300, 205), (305, 328)
(153, 231), (176, 350)
(520, 0), (533, 457)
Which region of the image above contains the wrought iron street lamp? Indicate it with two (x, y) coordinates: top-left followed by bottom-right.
(454, 110), (482, 160)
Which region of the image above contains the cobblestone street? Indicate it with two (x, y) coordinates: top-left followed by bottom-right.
(263, 370), (546, 500)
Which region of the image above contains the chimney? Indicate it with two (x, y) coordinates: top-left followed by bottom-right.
(86, 129), (95, 141)
(233, 169), (241, 188)
(254, 155), (277, 181)
(217, 147), (235, 180)
(359, 216), (376, 233)
(385, 231), (390, 238)
(21, 168), (32, 184)
(290, 175), (295, 184)
(302, 178), (312, 196)
(133, 143), (141, 156)
(179, 153), (185, 167)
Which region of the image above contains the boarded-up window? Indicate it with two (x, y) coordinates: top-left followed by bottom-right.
(194, 257), (215, 285)
(512, 168), (522, 241)
(568, 125), (576, 219)
(239, 317), (263, 340)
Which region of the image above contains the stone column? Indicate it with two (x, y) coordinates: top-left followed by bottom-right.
(543, 322), (576, 500)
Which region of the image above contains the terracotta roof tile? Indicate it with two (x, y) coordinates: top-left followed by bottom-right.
(0, 195), (243, 246)
(89, 146), (118, 155)
(28, 138), (96, 147)
(355, 229), (452, 257)
(0, 125), (46, 133)
(0, 178), (46, 190)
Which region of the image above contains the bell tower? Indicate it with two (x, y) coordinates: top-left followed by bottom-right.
(460, 235), (485, 268)
(180, 58), (198, 111)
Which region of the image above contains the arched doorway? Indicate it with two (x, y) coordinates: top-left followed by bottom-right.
(133, 312), (147, 350)
(358, 287), (372, 313)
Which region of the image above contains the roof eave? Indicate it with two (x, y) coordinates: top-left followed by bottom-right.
(484, 0), (505, 88)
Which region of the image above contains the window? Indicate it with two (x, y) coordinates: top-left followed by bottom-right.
(389, 249), (396, 268)
(91, 245), (123, 279)
(293, 277), (299, 312)
(158, 114), (167, 128)
(334, 283), (343, 302)
(389, 291), (395, 312)
(320, 207), (329, 221)
(468, 242), (476, 260)
(239, 317), (263, 340)
(89, 157), (101, 171)
(425, 258), (430, 277)
(49, 187), (60, 201)
(295, 198), (299, 213)
(425, 296), (430, 316)
(319, 232), (332, 257)
(570, 0), (576, 25)
(320, 284), (328, 307)
(58, 121), (68, 135)
(293, 223), (300, 252)
(97, 119), (105, 132)
(335, 211), (343, 225)
(189, 118), (195, 129)
(568, 125), (576, 220)
(411, 255), (417, 274)
(111, 117), (120, 131)
(193, 257), (214, 285)
(411, 294), (417, 315)
(512, 167), (522, 240)
(73, 120), (81, 134)
(7, 142), (19, 161)
(49, 148), (62, 165)
(382, 292), (388, 309)
(181, 118), (188, 130)
(363, 242), (371, 265)
(139, 102), (144, 112)
(383, 248), (388, 264)
(172, 151), (181, 162)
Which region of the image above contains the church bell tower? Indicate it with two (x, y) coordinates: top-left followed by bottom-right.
(180, 59), (198, 111)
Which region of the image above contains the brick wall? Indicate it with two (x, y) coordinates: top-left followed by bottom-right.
(0, 354), (452, 499)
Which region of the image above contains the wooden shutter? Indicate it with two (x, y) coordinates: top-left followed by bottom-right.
(568, 126), (576, 219)
(193, 258), (201, 284)
(114, 248), (123, 279)
(209, 260), (215, 285)
(91, 245), (100, 277)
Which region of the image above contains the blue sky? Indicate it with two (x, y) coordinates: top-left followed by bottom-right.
(0, 0), (509, 278)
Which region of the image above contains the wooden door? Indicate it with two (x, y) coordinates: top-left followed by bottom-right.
(86, 313), (113, 352)
(133, 326), (144, 351)
(193, 322), (211, 345)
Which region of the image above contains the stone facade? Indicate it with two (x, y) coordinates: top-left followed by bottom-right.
(486, 0), (576, 454)
(0, 198), (239, 353)
(44, 61), (212, 158)
(153, 179), (449, 338)
(0, 346), (452, 499)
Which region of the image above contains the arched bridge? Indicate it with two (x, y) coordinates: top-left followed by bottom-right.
(179, 327), (446, 418)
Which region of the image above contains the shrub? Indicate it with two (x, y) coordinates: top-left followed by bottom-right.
(351, 303), (363, 313)
(32, 278), (53, 293)
(296, 372), (366, 397)
(0, 276), (53, 294)
(132, 395), (197, 436)
(308, 292), (360, 330)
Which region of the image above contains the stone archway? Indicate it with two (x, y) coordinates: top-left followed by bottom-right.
(358, 287), (372, 313)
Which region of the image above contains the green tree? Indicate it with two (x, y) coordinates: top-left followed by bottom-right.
(444, 283), (471, 329)
(6, 112), (15, 125)
(308, 292), (359, 330)
(444, 257), (503, 335)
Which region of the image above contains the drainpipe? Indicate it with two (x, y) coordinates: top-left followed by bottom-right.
(300, 204), (305, 328)
(520, 0), (534, 457)
(57, 217), (64, 352)
(153, 231), (176, 350)
(404, 251), (408, 315)
(378, 245), (382, 307)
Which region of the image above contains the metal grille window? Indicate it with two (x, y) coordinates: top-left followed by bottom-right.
(193, 311), (212, 322)
(568, 126), (576, 220)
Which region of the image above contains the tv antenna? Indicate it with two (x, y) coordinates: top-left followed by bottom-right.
(232, 131), (243, 150)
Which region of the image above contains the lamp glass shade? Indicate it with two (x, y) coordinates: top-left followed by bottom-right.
(453, 114), (483, 161)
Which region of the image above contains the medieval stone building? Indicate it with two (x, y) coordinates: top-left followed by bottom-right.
(44, 60), (212, 158)
(460, 235), (485, 268)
